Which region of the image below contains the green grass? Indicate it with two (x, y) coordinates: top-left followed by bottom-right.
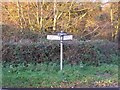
(2, 63), (118, 88)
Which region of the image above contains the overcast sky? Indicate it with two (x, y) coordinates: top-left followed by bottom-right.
(100, 0), (110, 3)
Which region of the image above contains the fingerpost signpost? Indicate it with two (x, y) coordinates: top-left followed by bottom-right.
(47, 31), (73, 70)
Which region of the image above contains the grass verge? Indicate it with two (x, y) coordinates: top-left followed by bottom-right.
(2, 63), (118, 88)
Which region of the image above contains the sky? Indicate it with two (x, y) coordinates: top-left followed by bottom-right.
(99, 0), (110, 3)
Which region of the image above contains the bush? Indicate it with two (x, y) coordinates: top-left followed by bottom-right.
(2, 39), (119, 65)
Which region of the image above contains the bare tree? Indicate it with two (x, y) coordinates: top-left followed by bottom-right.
(17, 0), (24, 30)
(27, 0), (34, 30)
(69, 0), (74, 23)
(53, 0), (57, 31)
(110, 3), (113, 25)
(36, 0), (40, 30)
(40, 0), (44, 30)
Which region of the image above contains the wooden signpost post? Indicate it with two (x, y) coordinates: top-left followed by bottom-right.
(47, 31), (73, 70)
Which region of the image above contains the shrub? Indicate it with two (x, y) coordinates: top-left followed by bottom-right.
(2, 39), (119, 65)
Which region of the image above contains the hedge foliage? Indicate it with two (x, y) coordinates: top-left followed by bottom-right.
(2, 40), (118, 66)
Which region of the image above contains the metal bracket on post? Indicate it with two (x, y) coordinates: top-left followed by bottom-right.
(47, 31), (73, 71)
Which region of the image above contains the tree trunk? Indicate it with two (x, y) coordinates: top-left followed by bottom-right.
(36, 0), (40, 30)
(20, 2), (26, 29)
(27, 0), (34, 31)
(53, 0), (57, 31)
(17, 0), (24, 30)
(110, 4), (113, 25)
(40, 0), (44, 30)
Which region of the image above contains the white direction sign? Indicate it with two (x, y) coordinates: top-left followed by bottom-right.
(47, 35), (73, 40)
(47, 35), (60, 40)
(63, 35), (73, 40)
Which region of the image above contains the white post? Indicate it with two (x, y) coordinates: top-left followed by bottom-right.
(60, 36), (63, 70)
